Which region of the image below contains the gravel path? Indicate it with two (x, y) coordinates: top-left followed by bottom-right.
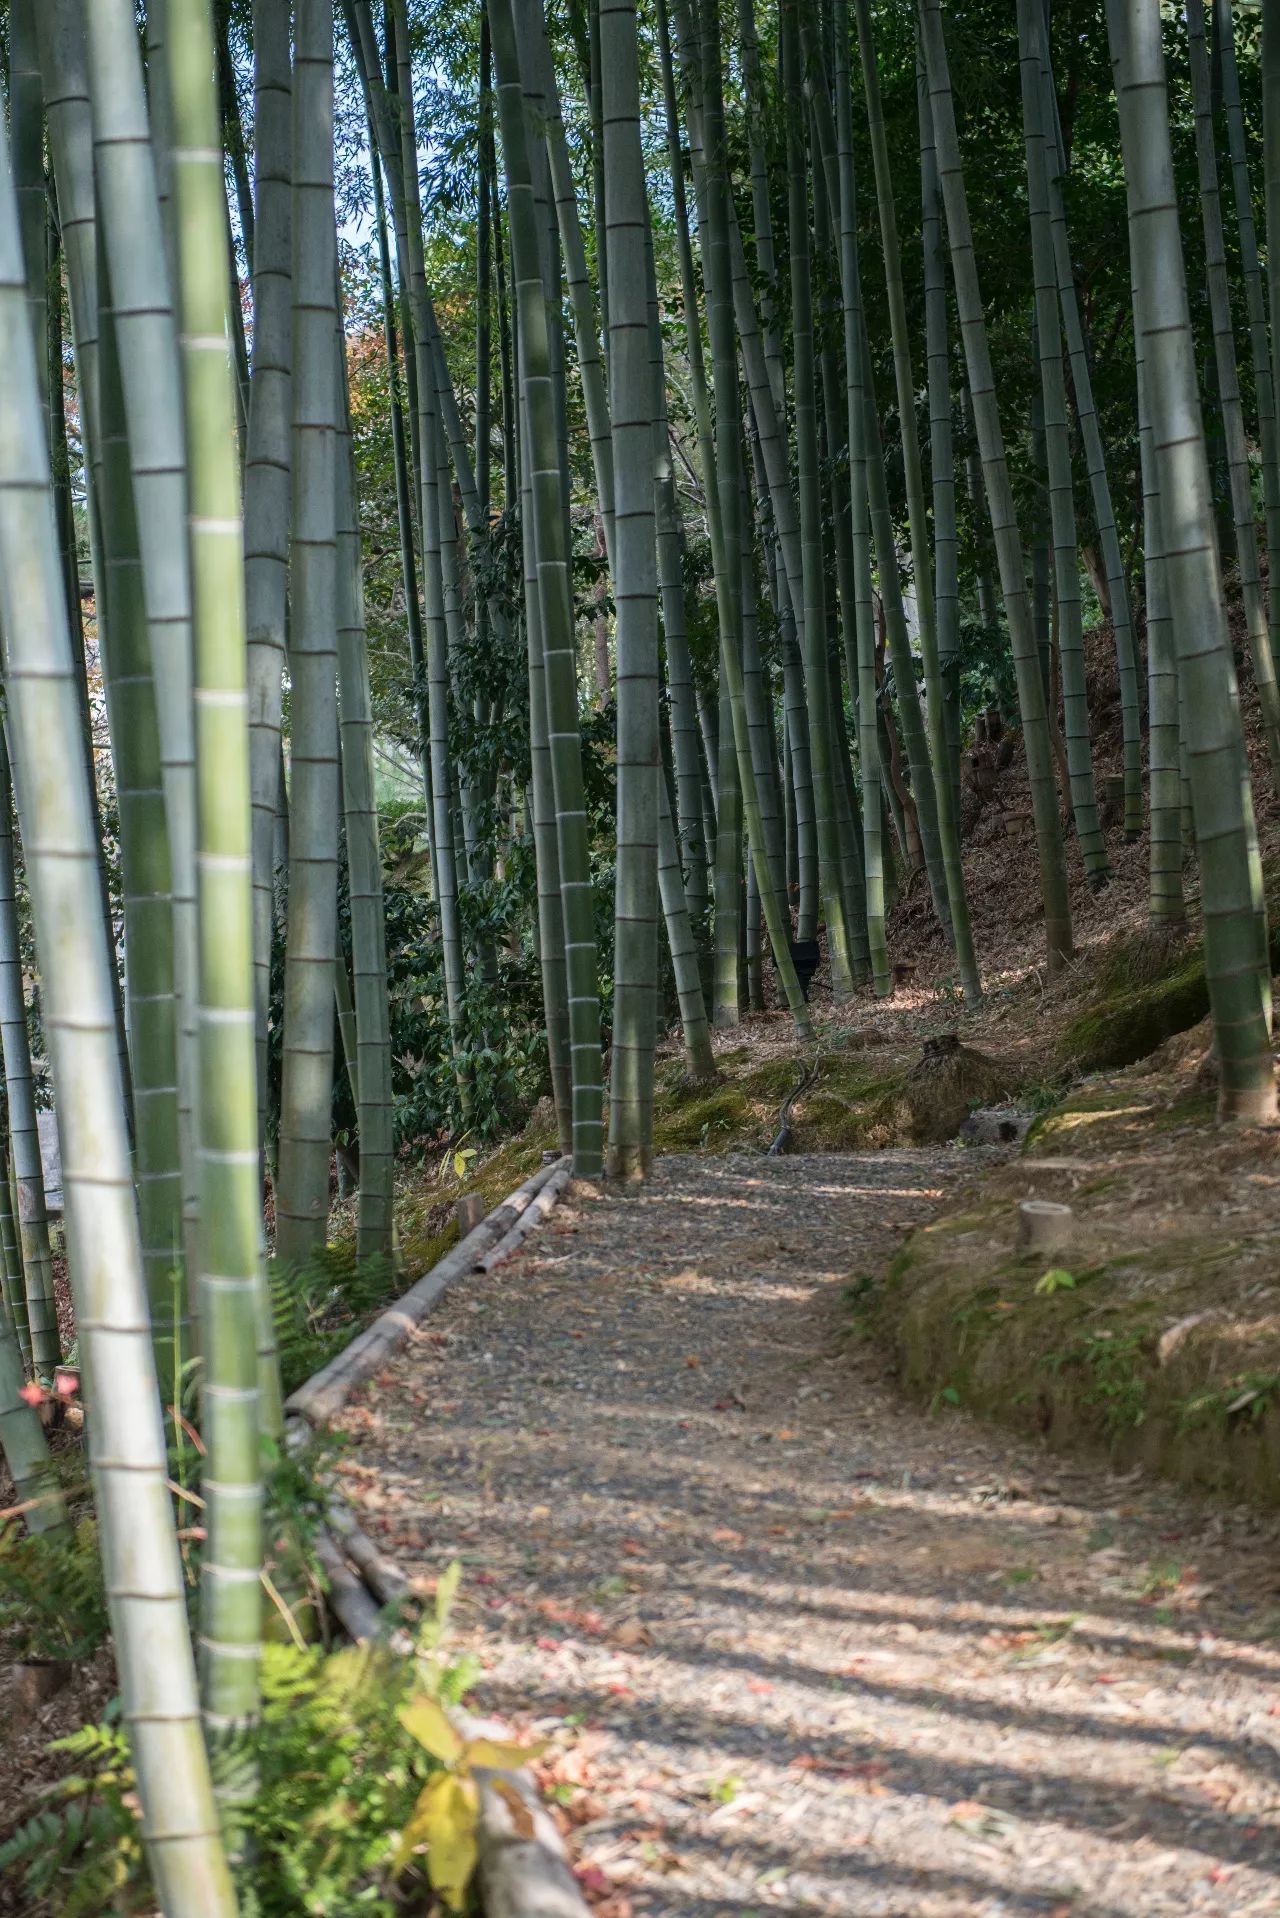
(335, 1151), (1280, 1917)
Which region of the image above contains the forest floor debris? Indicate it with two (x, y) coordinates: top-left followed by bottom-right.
(333, 1151), (1280, 1916)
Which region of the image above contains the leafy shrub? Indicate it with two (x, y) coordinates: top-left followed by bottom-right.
(0, 1517), (108, 1662)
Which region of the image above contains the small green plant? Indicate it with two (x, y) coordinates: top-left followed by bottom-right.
(1034, 1267), (1076, 1296)
(0, 1517), (108, 1662)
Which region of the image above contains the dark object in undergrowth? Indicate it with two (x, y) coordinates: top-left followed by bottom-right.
(787, 938), (821, 1001)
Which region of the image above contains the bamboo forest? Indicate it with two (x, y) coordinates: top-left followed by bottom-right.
(9, 0), (1280, 1912)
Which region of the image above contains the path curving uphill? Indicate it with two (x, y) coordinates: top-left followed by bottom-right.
(334, 1152), (1280, 1916)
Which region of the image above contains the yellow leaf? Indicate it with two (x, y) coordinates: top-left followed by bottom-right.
(465, 1735), (549, 1770)
(399, 1693), (465, 1763)
(394, 1772), (479, 1909)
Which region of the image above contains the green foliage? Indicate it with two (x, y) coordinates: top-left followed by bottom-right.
(270, 1242), (400, 1397)
(0, 1517), (108, 1662)
(0, 1642), (460, 1918)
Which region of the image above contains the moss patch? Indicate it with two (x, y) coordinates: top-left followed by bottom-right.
(1056, 938), (1209, 1074)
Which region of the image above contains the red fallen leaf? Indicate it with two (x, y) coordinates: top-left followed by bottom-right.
(55, 1373), (77, 1399)
(575, 1865), (612, 1895)
(1207, 1868), (1234, 1885)
(685, 1355), (701, 1369)
(621, 1540), (646, 1556)
(18, 1381), (42, 1407)
(747, 1679), (773, 1694)
(474, 1569), (498, 1586)
(1092, 1673), (1121, 1685)
(605, 1680), (631, 1696)
(536, 1636), (560, 1652)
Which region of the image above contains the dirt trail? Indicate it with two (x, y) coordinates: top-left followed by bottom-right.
(336, 1152), (1280, 1917)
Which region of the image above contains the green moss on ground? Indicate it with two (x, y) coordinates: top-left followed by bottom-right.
(1056, 936), (1209, 1074)
(871, 1204), (1280, 1503)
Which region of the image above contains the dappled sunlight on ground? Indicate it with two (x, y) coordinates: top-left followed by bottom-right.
(335, 1154), (1280, 1916)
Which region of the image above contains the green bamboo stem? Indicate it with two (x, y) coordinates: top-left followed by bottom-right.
(1037, 32), (1141, 839)
(1018, 0), (1110, 887)
(85, 0), (201, 1281)
(1185, 0), (1280, 790)
(10, 0), (47, 422)
(166, 0), (268, 1797)
(785, 0), (854, 1001)
(0, 1136), (31, 1371)
(246, 0), (293, 1147)
(1216, 0), (1280, 677)
(0, 738), (58, 1381)
(522, 0), (615, 573)
(649, 251), (709, 922)
(712, 670), (743, 1029)
(835, 0), (889, 994)
(1137, 332), (1185, 927)
(491, 0), (605, 1170)
(335, 327), (396, 1263)
(919, 0), (1073, 971)
(0, 103), (236, 1912)
(602, 0), (659, 1177)
(690, 0), (812, 1035)
(96, 264), (186, 1391)
(278, 0), (342, 1265)
(818, 16), (976, 992)
(1109, 0), (1274, 1121)
(918, 55), (961, 824)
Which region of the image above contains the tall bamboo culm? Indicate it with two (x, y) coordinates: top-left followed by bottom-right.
(603, 0), (660, 1177)
(167, 0), (270, 1801)
(1109, 0), (1275, 1122)
(278, 0), (342, 1264)
(0, 99), (236, 1917)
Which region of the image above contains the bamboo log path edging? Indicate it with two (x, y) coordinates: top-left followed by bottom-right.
(286, 1150), (589, 1918)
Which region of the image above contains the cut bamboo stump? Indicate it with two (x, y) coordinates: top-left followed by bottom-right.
(1017, 1198), (1073, 1253)
(456, 1193), (487, 1234)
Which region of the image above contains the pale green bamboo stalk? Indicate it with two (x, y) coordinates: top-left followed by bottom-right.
(0, 1136), (31, 1371)
(0, 103), (236, 1912)
(0, 1304), (65, 1534)
(1037, 30), (1141, 839)
(246, 0), (293, 1149)
(658, 769), (716, 1080)
(740, 488), (788, 921)
(689, 0), (812, 1034)
(421, 393), (470, 1106)
(491, 0), (605, 1170)
(737, 0), (785, 422)
(278, 0), (342, 1264)
(96, 260), (186, 1392)
(835, 0), (888, 995)
(712, 669), (743, 1028)
(1216, 0), (1280, 677)
(1137, 330), (1185, 927)
(0, 737), (57, 1380)
(166, 0), (267, 1799)
(919, 0), (1073, 971)
(1018, 0), (1109, 886)
(785, 0), (854, 1001)
(519, 397), (574, 1154)
(649, 257), (709, 922)
(10, 0), (47, 421)
(1109, 0), (1274, 1120)
(918, 53), (961, 823)
(1185, 0), (1280, 790)
(335, 332), (395, 1263)
(522, 0), (615, 573)
(85, 0), (201, 1284)
(602, 0), (659, 1178)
